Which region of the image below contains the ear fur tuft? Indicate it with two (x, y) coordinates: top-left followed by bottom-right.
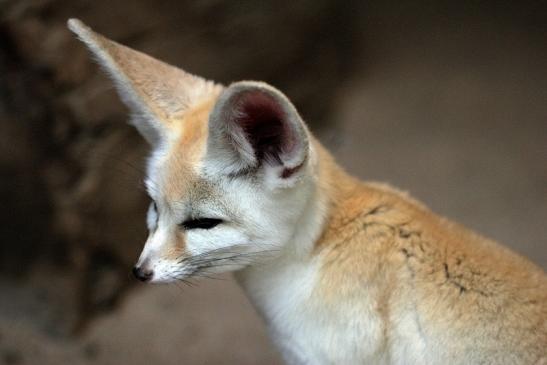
(207, 81), (309, 181)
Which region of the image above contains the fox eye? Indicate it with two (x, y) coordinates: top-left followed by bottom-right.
(180, 218), (223, 230)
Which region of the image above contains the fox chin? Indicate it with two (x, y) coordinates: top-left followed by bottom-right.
(69, 19), (547, 365)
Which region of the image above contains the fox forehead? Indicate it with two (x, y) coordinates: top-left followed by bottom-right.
(146, 95), (220, 204)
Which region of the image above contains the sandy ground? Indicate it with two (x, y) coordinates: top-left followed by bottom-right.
(2, 13), (546, 365)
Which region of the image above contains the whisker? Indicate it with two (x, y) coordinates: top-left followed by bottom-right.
(169, 244), (282, 282)
(177, 246), (280, 264)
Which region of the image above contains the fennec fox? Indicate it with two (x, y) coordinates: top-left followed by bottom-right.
(68, 19), (546, 365)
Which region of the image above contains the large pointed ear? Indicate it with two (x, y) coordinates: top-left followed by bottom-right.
(67, 19), (221, 146)
(206, 81), (310, 185)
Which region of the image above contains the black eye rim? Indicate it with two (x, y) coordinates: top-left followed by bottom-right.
(180, 218), (223, 230)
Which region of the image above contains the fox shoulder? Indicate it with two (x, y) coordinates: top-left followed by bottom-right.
(313, 163), (547, 358)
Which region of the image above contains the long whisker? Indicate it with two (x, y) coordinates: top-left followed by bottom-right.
(190, 250), (279, 276)
(177, 245), (280, 263)
(165, 244), (282, 283)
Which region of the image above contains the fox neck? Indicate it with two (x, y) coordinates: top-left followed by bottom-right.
(234, 136), (360, 292)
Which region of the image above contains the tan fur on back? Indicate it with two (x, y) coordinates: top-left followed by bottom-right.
(313, 141), (547, 362)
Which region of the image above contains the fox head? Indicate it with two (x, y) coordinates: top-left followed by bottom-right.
(68, 19), (326, 283)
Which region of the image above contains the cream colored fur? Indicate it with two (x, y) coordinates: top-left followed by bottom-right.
(69, 19), (547, 365)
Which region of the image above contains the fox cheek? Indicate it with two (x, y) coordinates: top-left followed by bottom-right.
(166, 233), (187, 261)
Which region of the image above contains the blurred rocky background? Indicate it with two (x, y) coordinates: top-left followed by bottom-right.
(0, 1), (545, 364)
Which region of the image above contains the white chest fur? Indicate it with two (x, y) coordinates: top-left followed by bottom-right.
(235, 257), (410, 365)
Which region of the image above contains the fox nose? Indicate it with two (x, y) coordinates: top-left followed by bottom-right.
(132, 266), (153, 282)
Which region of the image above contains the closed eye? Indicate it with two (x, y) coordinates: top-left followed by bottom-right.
(180, 218), (223, 230)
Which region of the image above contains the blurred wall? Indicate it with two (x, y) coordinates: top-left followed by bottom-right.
(0, 1), (545, 364)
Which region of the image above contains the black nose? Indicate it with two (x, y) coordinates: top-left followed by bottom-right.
(132, 266), (153, 282)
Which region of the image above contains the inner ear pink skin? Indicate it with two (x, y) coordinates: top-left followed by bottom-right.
(233, 91), (298, 166)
